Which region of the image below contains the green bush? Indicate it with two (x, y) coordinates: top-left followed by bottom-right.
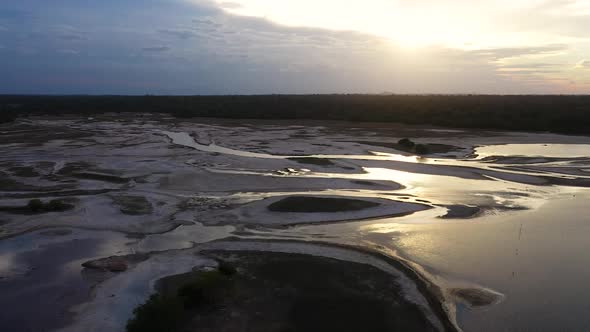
(217, 261), (237, 276)
(27, 199), (44, 212)
(414, 144), (430, 155)
(0, 111), (16, 124)
(25, 199), (73, 213)
(126, 268), (236, 332)
(126, 294), (184, 332)
(3, 95), (590, 135)
(398, 138), (415, 148)
(47, 199), (70, 211)
(178, 270), (231, 308)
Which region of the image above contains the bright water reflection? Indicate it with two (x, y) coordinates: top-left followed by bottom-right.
(162, 129), (590, 331)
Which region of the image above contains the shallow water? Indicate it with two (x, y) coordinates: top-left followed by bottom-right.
(476, 143), (590, 158)
(163, 131), (582, 214)
(163, 130), (423, 163)
(398, 192), (590, 331)
(2, 118), (590, 331)
(161, 128), (590, 331)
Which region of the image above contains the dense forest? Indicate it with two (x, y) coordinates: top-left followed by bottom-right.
(1, 95), (589, 134)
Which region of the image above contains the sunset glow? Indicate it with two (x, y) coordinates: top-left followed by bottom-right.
(0, 0), (588, 93)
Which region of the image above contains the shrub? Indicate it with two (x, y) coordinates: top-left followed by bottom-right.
(25, 198), (73, 213)
(398, 138), (415, 148)
(126, 294), (184, 332)
(177, 270), (231, 308)
(47, 199), (70, 211)
(0, 111), (16, 124)
(27, 199), (44, 212)
(126, 264), (238, 331)
(414, 144), (430, 155)
(217, 261), (237, 276)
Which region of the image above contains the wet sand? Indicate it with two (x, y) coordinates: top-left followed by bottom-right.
(1, 114), (589, 331)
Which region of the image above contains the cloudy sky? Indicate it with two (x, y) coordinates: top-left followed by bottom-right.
(0, 0), (589, 94)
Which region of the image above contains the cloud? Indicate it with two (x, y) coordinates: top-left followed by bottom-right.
(0, 0), (586, 94)
(193, 17), (221, 24)
(59, 33), (86, 41)
(141, 46), (170, 52)
(51, 25), (89, 41)
(218, 2), (242, 9)
(489, 1), (590, 41)
(498, 69), (559, 75)
(496, 62), (565, 76)
(57, 49), (80, 55)
(158, 29), (197, 39)
(576, 60), (590, 69)
(195, 0), (589, 50)
(473, 44), (568, 60)
(499, 63), (559, 69)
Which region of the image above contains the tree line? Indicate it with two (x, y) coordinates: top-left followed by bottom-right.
(1, 94), (589, 134)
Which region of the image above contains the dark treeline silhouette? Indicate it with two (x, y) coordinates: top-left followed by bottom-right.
(1, 94), (589, 134)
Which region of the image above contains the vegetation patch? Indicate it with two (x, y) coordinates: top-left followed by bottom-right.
(4, 95), (590, 134)
(70, 172), (129, 183)
(126, 294), (185, 332)
(440, 205), (481, 219)
(29, 199), (74, 212)
(398, 138), (429, 155)
(287, 157), (334, 166)
(0, 177), (26, 192)
(7, 166), (40, 178)
(267, 196), (380, 213)
(127, 251), (440, 332)
(398, 138), (415, 148)
(112, 195), (153, 215)
(56, 162), (129, 183)
(0, 199), (74, 214)
(351, 180), (377, 186)
(398, 138), (464, 155)
(217, 260), (238, 276)
(0, 172), (43, 192)
(0, 109), (17, 124)
(56, 162), (94, 176)
(356, 139), (460, 155)
(126, 263), (237, 332)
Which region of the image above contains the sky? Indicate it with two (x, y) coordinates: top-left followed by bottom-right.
(0, 0), (589, 94)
